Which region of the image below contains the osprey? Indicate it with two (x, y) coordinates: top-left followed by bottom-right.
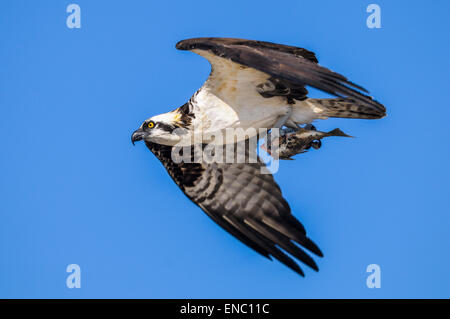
(131, 38), (386, 276)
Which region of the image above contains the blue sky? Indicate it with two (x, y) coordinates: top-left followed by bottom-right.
(1, 0), (449, 298)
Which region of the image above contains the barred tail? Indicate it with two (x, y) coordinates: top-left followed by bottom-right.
(309, 98), (386, 119)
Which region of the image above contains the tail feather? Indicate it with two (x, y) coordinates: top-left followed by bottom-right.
(310, 98), (386, 119)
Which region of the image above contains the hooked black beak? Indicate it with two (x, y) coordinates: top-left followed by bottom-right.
(131, 128), (146, 145)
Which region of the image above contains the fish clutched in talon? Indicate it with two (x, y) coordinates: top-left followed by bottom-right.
(263, 126), (352, 160)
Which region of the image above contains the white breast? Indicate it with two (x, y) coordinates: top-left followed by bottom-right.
(191, 53), (291, 137)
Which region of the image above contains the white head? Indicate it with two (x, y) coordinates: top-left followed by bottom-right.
(131, 108), (193, 146)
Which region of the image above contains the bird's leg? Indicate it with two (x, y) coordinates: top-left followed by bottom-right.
(273, 106), (293, 129)
(263, 107), (292, 156)
(271, 106), (294, 139)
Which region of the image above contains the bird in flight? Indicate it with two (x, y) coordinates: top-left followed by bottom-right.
(131, 38), (386, 276)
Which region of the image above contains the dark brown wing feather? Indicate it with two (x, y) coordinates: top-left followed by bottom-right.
(176, 37), (385, 114)
(146, 141), (322, 276)
(177, 37), (319, 64)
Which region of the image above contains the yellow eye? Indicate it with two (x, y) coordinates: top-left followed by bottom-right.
(147, 121), (155, 129)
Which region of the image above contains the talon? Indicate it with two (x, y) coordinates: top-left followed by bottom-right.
(281, 127), (296, 135)
(304, 124), (316, 131)
(311, 140), (322, 149)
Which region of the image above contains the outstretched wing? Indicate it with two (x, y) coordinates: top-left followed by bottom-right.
(146, 141), (322, 276)
(176, 37), (385, 114)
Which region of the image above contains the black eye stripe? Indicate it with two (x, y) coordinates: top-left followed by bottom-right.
(156, 122), (175, 133)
